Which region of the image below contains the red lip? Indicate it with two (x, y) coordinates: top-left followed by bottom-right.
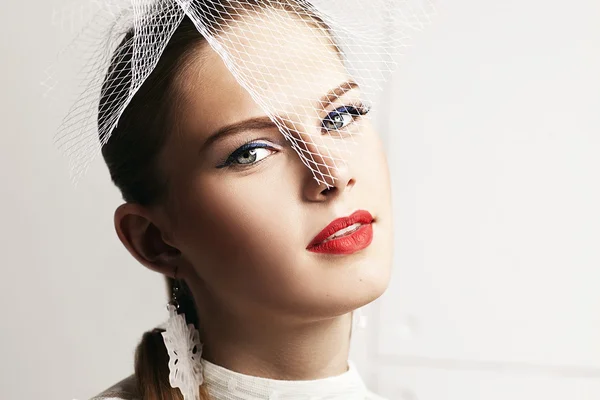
(307, 210), (375, 255)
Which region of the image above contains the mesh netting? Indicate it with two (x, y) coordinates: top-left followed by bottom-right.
(43, 0), (435, 186)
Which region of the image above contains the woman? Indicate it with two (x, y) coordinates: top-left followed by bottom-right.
(87, 0), (395, 398)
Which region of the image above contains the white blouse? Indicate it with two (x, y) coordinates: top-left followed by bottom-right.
(90, 358), (388, 400)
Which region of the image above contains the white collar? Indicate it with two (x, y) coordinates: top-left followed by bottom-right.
(200, 358), (369, 400)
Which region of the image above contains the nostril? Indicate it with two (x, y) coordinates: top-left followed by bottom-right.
(321, 186), (337, 196)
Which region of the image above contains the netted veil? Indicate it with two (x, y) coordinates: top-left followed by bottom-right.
(43, 0), (435, 186)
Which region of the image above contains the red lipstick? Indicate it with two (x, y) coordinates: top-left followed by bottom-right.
(307, 210), (374, 255)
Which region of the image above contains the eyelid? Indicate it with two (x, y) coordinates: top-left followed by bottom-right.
(320, 96), (367, 118)
(323, 101), (370, 119)
(318, 87), (362, 114)
(330, 103), (368, 114)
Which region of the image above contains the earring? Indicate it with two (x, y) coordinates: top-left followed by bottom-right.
(161, 269), (204, 400)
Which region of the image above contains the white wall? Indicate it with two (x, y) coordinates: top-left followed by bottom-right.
(1, 1), (599, 400)
(366, 0), (600, 398)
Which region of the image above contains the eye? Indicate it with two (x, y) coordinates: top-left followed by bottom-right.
(218, 142), (276, 169)
(321, 103), (371, 133)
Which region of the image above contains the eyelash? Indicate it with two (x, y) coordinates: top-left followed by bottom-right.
(321, 101), (371, 133)
(218, 102), (371, 169)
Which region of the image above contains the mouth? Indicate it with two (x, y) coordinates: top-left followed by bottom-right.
(307, 210), (375, 255)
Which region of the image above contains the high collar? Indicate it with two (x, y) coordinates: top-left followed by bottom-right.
(200, 358), (369, 400)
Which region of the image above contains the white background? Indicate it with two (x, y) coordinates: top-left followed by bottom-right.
(1, 1), (599, 399)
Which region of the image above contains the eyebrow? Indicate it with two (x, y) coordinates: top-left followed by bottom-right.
(199, 79), (359, 153)
(317, 79), (359, 108)
(199, 116), (277, 154)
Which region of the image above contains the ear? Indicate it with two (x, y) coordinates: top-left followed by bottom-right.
(113, 202), (180, 278)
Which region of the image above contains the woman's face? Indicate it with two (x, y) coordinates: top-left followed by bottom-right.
(157, 11), (394, 323)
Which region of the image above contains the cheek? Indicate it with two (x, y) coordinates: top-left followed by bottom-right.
(172, 171), (307, 302)
(355, 126), (392, 196)
(353, 129), (394, 280)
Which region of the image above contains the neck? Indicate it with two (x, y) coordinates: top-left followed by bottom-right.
(193, 297), (353, 380)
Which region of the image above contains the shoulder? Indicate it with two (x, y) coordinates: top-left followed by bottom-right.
(88, 374), (140, 400)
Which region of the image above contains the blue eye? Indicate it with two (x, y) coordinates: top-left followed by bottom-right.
(321, 103), (371, 132)
(218, 142), (275, 169)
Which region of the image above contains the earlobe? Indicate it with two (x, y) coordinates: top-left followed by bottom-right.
(113, 203), (180, 276)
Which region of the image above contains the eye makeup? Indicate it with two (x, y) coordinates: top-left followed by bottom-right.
(215, 100), (371, 170)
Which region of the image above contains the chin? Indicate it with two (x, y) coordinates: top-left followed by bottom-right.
(323, 262), (392, 318)
(356, 263), (392, 306)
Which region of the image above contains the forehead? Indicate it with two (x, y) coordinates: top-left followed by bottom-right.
(176, 9), (350, 136)
(218, 8), (348, 109)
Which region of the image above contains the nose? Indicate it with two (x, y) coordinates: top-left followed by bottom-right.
(300, 145), (357, 202)
(279, 116), (358, 202)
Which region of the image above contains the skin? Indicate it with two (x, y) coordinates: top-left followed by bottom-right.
(114, 9), (394, 381)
